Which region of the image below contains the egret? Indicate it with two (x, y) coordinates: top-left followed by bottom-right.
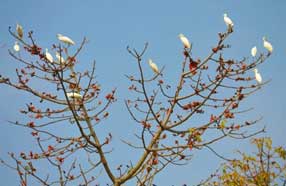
(251, 46), (257, 57)
(57, 34), (75, 45)
(253, 68), (262, 84)
(45, 48), (53, 63)
(66, 92), (82, 99)
(148, 59), (160, 74)
(13, 41), (20, 52)
(16, 24), (23, 39)
(56, 52), (65, 64)
(223, 13), (234, 29)
(178, 34), (191, 49)
(263, 37), (273, 53)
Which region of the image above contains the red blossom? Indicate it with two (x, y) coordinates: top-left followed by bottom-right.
(91, 84), (101, 91)
(47, 145), (54, 152)
(182, 103), (192, 110)
(29, 151), (33, 158)
(232, 102), (238, 109)
(28, 104), (36, 112)
(152, 157), (159, 165)
(192, 101), (201, 108)
(56, 156), (64, 164)
(44, 151), (50, 157)
(212, 47), (219, 53)
(33, 153), (39, 159)
(141, 121), (151, 129)
(182, 101), (201, 111)
(189, 58), (200, 75)
(95, 117), (100, 122)
(210, 114), (218, 123)
(237, 94), (244, 101)
(234, 125), (240, 130)
(105, 93), (114, 101)
(69, 83), (77, 90)
(27, 121), (35, 128)
(189, 62), (197, 75)
(31, 131), (38, 136)
(224, 110), (234, 119)
(67, 56), (76, 63)
(27, 45), (42, 55)
(35, 113), (43, 119)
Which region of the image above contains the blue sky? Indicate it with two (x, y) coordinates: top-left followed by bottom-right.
(0, 0), (286, 185)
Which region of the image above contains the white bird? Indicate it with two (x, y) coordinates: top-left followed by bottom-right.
(251, 46), (257, 57)
(16, 24), (23, 39)
(66, 92), (82, 99)
(148, 59), (160, 74)
(223, 13), (234, 28)
(263, 37), (273, 53)
(13, 41), (20, 52)
(57, 34), (75, 45)
(178, 34), (191, 49)
(45, 48), (53, 63)
(55, 52), (65, 64)
(253, 68), (262, 84)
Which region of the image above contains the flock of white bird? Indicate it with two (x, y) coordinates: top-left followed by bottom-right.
(13, 24), (79, 99)
(149, 13), (273, 85)
(13, 14), (273, 99)
(44, 34), (75, 64)
(251, 37), (273, 84)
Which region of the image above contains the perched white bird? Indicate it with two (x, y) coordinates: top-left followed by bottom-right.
(253, 68), (262, 84)
(223, 13), (234, 28)
(16, 24), (23, 39)
(178, 34), (191, 49)
(57, 34), (75, 45)
(251, 46), (257, 57)
(148, 59), (160, 74)
(66, 92), (82, 99)
(263, 37), (273, 53)
(45, 48), (53, 63)
(55, 52), (65, 64)
(13, 41), (20, 52)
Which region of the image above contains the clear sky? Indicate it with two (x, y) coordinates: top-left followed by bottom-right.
(0, 0), (286, 185)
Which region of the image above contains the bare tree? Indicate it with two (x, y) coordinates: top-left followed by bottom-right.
(0, 19), (272, 186)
